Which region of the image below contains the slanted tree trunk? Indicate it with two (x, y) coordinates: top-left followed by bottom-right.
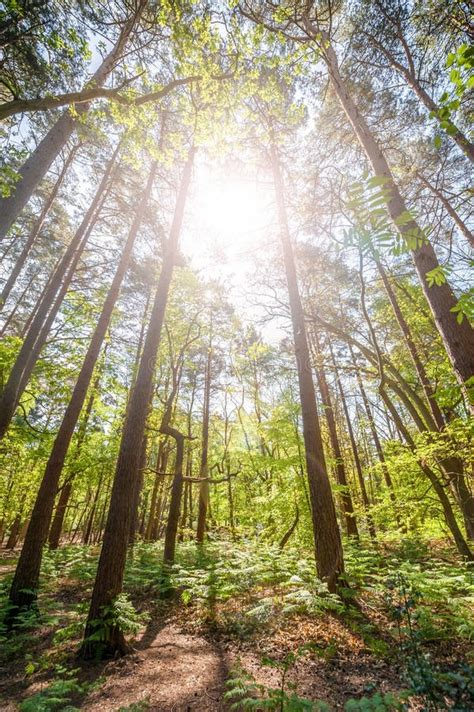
(322, 41), (474, 405)
(311, 332), (359, 537)
(380, 388), (472, 560)
(0, 4), (144, 240)
(0, 145), (120, 439)
(315, 310), (474, 539)
(374, 259), (474, 538)
(271, 144), (343, 592)
(6, 162), (156, 616)
(83, 477), (103, 545)
(349, 343), (398, 502)
(362, 5), (474, 164)
(48, 482), (73, 551)
(81, 148), (195, 659)
(0, 144), (79, 309)
(416, 173), (474, 249)
(48, 352), (106, 549)
(279, 505), (299, 549)
(0, 269), (39, 336)
(375, 258), (447, 429)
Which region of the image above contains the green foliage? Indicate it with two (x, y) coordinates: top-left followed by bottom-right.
(225, 654), (330, 711)
(433, 44), (474, 146)
(163, 539), (343, 634)
(384, 572), (474, 709)
(226, 659), (405, 711)
(85, 593), (148, 644)
(19, 670), (85, 712)
(344, 692), (403, 711)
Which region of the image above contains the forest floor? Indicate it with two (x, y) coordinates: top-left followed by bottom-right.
(0, 536), (472, 711)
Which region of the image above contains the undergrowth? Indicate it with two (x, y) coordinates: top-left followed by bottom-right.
(0, 535), (472, 710)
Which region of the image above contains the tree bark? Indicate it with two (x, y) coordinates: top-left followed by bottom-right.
(279, 505), (299, 549)
(349, 344), (400, 513)
(5, 514), (21, 550)
(81, 148), (195, 659)
(7, 161), (156, 615)
(375, 259), (474, 538)
(129, 435), (148, 545)
(196, 324), (212, 544)
(328, 342), (376, 540)
(145, 442), (165, 541)
(162, 425), (186, 563)
(0, 145), (120, 439)
(271, 144), (343, 592)
(311, 332), (359, 537)
(48, 352), (106, 549)
(323, 43), (474, 406)
(375, 258), (446, 430)
(83, 476), (103, 545)
(48, 482), (72, 551)
(363, 15), (474, 163)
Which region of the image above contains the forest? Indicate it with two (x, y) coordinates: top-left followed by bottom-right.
(0, 0), (473, 710)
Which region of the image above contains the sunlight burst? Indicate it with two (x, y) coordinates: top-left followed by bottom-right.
(191, 165), (272, 249)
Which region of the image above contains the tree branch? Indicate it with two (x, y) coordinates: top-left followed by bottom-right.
(0, 73), (234, 121)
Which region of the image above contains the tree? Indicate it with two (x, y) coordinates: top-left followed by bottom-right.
(81, 147), (195, 659)
(271, 144), (343, 592)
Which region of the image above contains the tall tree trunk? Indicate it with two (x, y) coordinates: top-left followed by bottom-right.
(81, 148), (195, 659)
(0, 146), (120, 439)
(227, 470), (236, 539)
(179, 480), (189, 540)
(196, 324), (212, 544)
(145, 442), (165, 541)
(7, 162), (156, 615)
(0, 144), (79, 308)
(162, 425), (186, 563)
(328, 342), (376, 540)
(316, 311), (474, 539)
(323, 43), (474, 405)
(271, 144), (343, 592)
(375, 258), (446, 430)
(48, 482), (73, 551)
(5, 514), (22, 550)
(349, 344), (399, 513)
(311, 333), (359, 537)
(48, 351), (106, 549)
(83, 476), (103, 545)
(129, 435), (148, 545)
(0, 4), (144, 240)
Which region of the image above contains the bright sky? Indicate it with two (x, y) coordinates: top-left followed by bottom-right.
(182, 157), (287, 343)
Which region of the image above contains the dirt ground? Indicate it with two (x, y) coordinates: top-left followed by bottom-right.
(77, 619), (402, 711)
